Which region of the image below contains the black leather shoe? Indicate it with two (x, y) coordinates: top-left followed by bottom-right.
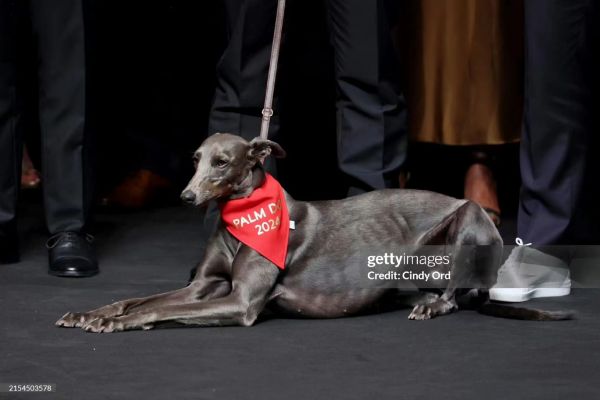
(47, 232), (98, 277)
(0, 227), (19, 264)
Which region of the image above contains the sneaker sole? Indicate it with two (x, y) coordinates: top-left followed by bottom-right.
(490, 287), (571, 302)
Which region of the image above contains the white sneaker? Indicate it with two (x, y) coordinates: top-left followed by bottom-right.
(490, 243), (571, 303)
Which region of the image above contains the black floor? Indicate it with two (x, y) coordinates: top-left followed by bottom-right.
(1, 201), (600, 400)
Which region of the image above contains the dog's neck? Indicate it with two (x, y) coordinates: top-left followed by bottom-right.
(227, 163), (266, 200)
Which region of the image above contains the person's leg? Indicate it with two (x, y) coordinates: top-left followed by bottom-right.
(21, 146), (41, 189)
(464, 151), (501, 227)
(30, 0), (97, 276)
(492, 0), (599, 302)
(30, 0), (93, 234)
(0, 0), (24, 263)
(327, 0), (407, 193)
(519, 0), (599, 246)
(209, 0), (279, 142)
(204, 0), (279, 237)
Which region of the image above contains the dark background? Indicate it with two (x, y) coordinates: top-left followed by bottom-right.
(23, 0), (520, 209)
(86, 0), (349, 200)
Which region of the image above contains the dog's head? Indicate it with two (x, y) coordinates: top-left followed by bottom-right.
(181, 133), (286, 207)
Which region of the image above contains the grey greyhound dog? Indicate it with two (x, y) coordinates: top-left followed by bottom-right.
(57, 133), (571, 333)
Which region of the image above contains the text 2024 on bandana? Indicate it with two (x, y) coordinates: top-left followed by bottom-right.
(219, 174), (290, 269)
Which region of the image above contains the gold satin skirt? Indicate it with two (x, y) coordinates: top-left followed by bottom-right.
(398, 0), (524, 146)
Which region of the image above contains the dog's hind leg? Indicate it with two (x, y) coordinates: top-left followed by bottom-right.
(408, 295), (458, 320)
(408, 201), (502, 320)
(395, 291), (440, 308)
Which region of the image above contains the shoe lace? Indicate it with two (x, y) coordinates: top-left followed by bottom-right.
(498, 238), (533, 276)
(515, 238), (532, 247)
(46, 232), (95, 249)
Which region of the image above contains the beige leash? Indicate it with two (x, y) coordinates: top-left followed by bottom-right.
(259, 0), (286, 140)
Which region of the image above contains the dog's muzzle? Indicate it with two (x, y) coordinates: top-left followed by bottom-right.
(181, 190), (196, 204)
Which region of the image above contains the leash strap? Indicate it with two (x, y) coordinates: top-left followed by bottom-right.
(260, 0), (286, 140)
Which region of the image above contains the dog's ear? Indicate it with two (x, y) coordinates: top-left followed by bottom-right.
(247, 137), (287, 163)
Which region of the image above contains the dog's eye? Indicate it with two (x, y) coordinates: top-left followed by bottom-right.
(192, 154), (200, 166)
(214, 159), (229, 168)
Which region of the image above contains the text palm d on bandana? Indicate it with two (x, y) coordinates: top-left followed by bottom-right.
(219, 174), (290, 269)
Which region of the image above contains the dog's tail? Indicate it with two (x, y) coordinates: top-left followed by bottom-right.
(477, 301), (575, 321)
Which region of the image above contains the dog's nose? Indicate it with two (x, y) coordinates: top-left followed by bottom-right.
(181, 190), (196, 204)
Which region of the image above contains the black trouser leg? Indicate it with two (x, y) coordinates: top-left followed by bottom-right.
(205, 0), (279, 236)
(0, 0), (24, 244)
(519, 0), (600, 245)
(29, 0), (93, 234)
(210, 0), (407, 192)
(327, 0), (407, 191)
(209, 0), (280, 142)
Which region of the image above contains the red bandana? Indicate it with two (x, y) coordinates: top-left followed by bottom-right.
(219, 174), (290, 269)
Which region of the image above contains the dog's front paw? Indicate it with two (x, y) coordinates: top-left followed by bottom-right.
(56, 312), (91, 328)
(82, 317), (125, 333)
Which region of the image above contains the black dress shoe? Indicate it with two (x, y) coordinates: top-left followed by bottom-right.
(0, 227), (19, 264)
(47, 232), (98, 277)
